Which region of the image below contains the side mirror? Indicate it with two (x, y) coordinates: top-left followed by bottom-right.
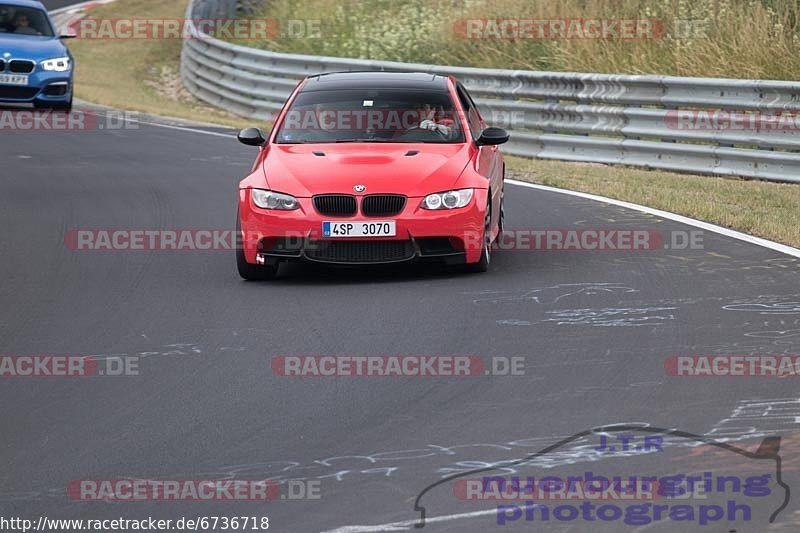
(476, 127), (509, 146)
(59, 34), (77, 39)
(238, 127), (266, 147)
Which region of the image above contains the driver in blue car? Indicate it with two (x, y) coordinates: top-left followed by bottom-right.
(12, 12), (40, 35)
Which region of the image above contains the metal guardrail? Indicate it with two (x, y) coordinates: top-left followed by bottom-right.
(181, 0), (800, 182)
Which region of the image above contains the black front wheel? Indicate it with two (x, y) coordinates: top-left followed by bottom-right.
(236, 247), (277, 281)
(465, 198), (492, 273)
(34, 97), (72, 112)
(236, 212), (277, 281)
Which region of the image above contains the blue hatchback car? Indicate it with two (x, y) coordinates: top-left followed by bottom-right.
(0, 0), (73, 110)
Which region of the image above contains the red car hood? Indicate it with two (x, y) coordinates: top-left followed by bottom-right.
(261, 143), (472, 197)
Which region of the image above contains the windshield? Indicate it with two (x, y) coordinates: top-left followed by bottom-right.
(274, 89), (466, 144)
(0, 4), (54, 37)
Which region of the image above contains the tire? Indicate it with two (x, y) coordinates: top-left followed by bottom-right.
(34, 98), (72, 112)
(236, 212), (277, 281)
(56, 98), (73, 113)
(465, 197), (492, 273)
(498, 188), (505, 233)
(499, 166), (506, 233)
(236, 247), (277, 281)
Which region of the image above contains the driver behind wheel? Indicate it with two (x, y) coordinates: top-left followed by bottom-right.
(12, 11), (39, 35)
(413, 102), (454, 137)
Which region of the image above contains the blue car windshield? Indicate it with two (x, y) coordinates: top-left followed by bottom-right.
(0, 4), (54, 37)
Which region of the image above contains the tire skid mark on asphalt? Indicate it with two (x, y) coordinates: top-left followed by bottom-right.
(723, 303), (800, 315)
(475, 283), (678, 328)
(705, 397), (800, 441)
(319, 421), (793, 532)
(465, 282), (639, 305)
(86, 342), (204, 361)
(540, 306), (677, 327)
(0, 420), (779, 505)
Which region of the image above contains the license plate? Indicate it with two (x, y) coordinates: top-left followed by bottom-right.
(323, 221), (396, 237)
(0, 74), (28, 86)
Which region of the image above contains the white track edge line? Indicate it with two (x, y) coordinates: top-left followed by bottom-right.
(49, 0), (116, 16)
(320, 508), (499, 532)
(505, 178), (800, 259)
(126, 118), (236, 139)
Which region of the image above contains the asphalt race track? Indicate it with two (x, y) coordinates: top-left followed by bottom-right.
(2, 106), (800, 532)
(40, 0), (87, 11)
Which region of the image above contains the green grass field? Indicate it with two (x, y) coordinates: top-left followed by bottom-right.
(247, 0), (800, 79)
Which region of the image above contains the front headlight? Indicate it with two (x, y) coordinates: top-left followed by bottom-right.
(421, 188), (474, 210)
(251, 189), (299, 210)
(41, 57), (71, 72)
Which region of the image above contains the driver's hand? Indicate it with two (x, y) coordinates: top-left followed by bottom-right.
(419, 119), (438, 131)
(420, 120), (452, 135)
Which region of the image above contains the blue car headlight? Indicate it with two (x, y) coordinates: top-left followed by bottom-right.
(41, 57), (71, 72)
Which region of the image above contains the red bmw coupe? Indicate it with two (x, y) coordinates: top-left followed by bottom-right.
(236, 71), (509, 280)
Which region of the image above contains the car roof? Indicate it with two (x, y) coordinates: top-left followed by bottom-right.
(300, 71), (450, 92)
(0, 0), (47, 9)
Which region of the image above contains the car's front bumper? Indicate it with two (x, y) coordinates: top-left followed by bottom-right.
(0, 71), (73, 104)
(238, 189), (488, 266)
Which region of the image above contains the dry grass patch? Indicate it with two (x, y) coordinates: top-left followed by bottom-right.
(506, 155), (800, 248)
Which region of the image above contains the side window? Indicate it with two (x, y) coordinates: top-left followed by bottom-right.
(456, 84), (483, 140)
(461, 84), (484, 121)
(455, 85), (471, 113)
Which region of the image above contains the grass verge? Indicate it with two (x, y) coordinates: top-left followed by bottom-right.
(506, 156), (800, 249)
(67, 0), (247, 128)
